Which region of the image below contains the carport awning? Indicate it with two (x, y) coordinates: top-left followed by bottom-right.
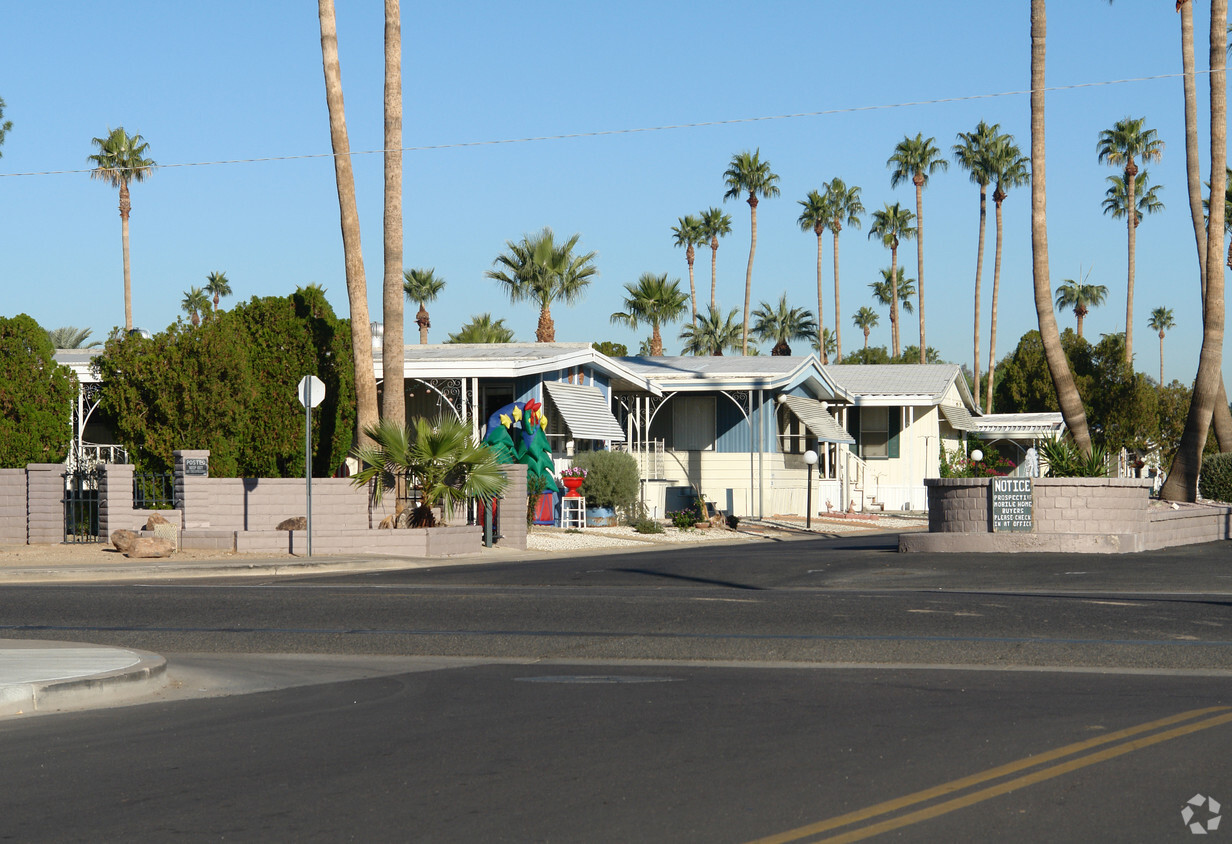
(779, 395), (854, 444)
(542, 381), (626, 442)
(940, 403), (976, 432)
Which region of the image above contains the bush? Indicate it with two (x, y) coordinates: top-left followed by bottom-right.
(0, 314), (76, 467)
(571, 450), (639, 512)
(1200, 452), (1232, 503)
(669, 509), (699, 529)
(1038, 436), (1108, 478)
(632, 518), (664, 534)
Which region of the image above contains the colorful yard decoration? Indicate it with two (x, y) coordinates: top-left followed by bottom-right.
(483, 398), (558, 523)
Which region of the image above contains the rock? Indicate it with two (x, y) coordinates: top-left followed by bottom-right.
(276, 516), (307, 531)
(124, 536), (174, 558)
(145, 514), (171, 530)
(110, 529), (139, 553)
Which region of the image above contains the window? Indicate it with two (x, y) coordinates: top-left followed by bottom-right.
(672, 396), (716, 451)
(861, 406), (890, 459)
(777, 404), (807, 454)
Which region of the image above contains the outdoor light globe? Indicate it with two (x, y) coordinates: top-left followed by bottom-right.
(803, 450), (818, 466)
(970, 449), (984, 462)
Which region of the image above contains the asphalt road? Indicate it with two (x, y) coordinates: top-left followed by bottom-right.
(1, 536), (1231, 841)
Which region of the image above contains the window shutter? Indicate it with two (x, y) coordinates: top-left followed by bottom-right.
(888, 407), (901, 459)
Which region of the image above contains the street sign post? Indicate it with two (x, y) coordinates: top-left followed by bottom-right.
(297, 375), (326, 556)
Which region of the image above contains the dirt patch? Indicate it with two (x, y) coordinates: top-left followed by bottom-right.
(0, 543), (292, 568)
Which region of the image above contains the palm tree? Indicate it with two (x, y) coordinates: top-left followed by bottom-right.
(870, 267), (916, 338)
(867, 203), (916, 357)
(88, 127), (155, 333)
(46, 327), (100, 349)
(680, 305), (743, 356)
(953, 120), (1000, 395)
(381, 0), (405, 430)
(181, 287), (211, 328)
(1103, 171), (1164, 231)
(698, 207), (732, 311)
(0, 97), (11, 158)
(797, 190), (831, 361)
(204, 271), (232, 312)
(1053, 268), (1108, 339)
(852, 307), (879, 350)
(811, 327), (837, 362)
(486, 227), (597, 342)
(723, 149), (780, 354)
(1097, 116), (1165, 365)
(1149, 306), (1175, 386)
(403, 268), (446, 344)
(318, 0), (379, 445)
(821, 178), (863, 363)
(671, 215), (706, 325)
(888, 133), (948, 363)
(986, 133), (1030, 413)
(751, 294), (817, 356)
(1029, 0), (1092, 449)
(446, 314), (515, 344)
(610, 273), (689, 356)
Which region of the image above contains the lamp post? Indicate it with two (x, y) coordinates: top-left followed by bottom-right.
(803, 449), (818, 530)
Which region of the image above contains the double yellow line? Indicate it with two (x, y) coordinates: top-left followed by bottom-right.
(750, 706), (1232, 844)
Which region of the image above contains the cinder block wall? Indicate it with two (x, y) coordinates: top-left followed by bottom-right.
(498, 463), (528, 550)
(926, 479), (990, 532)
(0, 469), (26, 543)
(99, 464), (183, 535)
(26, 464), (64, 544)
(925, 477), (1152, 536)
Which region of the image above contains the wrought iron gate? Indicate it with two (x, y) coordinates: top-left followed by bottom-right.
(63, 466), (103, 543)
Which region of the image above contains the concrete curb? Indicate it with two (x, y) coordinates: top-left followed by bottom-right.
(0, 642), (167, 717)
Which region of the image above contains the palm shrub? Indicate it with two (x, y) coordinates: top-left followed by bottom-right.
(1038, 435), (1109, 478)
(1199, 453), (1232, 503)
(570, 450), (639, 515)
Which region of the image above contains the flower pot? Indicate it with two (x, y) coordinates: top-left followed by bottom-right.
(587, 505), (617, 527)
(561, 476), (585, 497)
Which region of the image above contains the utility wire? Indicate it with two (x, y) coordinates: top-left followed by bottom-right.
(0, 70), (1213, 179)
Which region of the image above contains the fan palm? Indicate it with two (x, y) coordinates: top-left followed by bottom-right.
(204, 271), (232, 312)
(821, 178), (863, 363)
(46, 327), (100, 349)
(811, 327), (837, 361)
(610, 273), (689, 356)
(672, 215), (706, 325)
(888, 133), (948, 363)
(867, 203), (916, 357)
(1097, 116), (1165, 365)
(680, 305), (743, 356)
(1054, 268), (1108, 339)
(698, 207), (732, 311)
(852, 307), (879, 350)
(751, 294), (817, 357)
(446, 313), (515, 344)
(797, 190), (831, 361)
(723, 149), (780, 354)
(953, 120), (1000, 394)
(870, 267), (916, 342)
(0, 97), (11, 158)
(986, 133), (1030, 413)
(1103, 171), (1164, 229)
(1148, 306), (1175, 386)
(180, 287), (211, 328)
(403, 268), (446, 344)
(486, 227), (597, 343)
(88, 127), (155, 333)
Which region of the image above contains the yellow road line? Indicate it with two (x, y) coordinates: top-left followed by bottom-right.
(749, 706), (1232, 844)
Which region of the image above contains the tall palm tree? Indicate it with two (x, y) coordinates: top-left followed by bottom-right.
(797, 190), (831, 361)
(698, 207), (732, 311)
(822, 178), (863, 363)
(1029, 1), (1092, 449)
(1054, 269), (1108, 338)
(987, 133), (1031, 413)
(204, 271), (232, 312)
(88, 127), (155, 333)
(403, 268), (446, 344)
(671, 215), (706, 325)
(1102, 171), (1165, 228)
(381, 0), (405, 429)
(680, 305), (743, 356)
(751, 294), (817, 356)
(486, 227), (597, 342)
(610, 273), (689, 356)
(722, 149), (780, 354)
(852, 307), (879, 350)
(46, 327), (100, 349)
(1149, 306), (1175, 386)
(888, 133), (948, 363)
(0, 97), (11, 158)
(181, 287), (211, 328)
(446, 314), (515, 344)
(318, 0), (378, 445)
(953, 120), (1000, 395)
(867, 203), (916, 357)
(1097, 116), (1165, 365)
(870, 267), (916, 334)
(811, 327), (837, 362)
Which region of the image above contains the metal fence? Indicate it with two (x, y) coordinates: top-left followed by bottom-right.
(134, 472), (177, 510)
(63, 466), (102, 543)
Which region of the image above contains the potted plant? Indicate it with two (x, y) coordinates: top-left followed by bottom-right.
(559, 466), (587, 497)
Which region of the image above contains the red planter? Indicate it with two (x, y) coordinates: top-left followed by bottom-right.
(561, 476), (585, 497)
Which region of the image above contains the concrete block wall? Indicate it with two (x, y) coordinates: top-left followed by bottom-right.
(0, 469), (26, 543)
(926, 479), (991, 533)
(1145, 505), (1232, 550)
(98, 464), (185, 536)
(1032, 478), (1151, 535)
(26, 464), (64, 544)
(499, 464), (528, 551)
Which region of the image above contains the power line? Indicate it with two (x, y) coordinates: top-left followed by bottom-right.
(0, 70), (1211, 179)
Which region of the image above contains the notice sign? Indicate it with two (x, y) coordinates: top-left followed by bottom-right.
(991, 478), (1032, 532)
(184, 458), (208, 476)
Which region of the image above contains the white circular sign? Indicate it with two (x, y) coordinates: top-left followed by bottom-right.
(298, 375), (326, 408)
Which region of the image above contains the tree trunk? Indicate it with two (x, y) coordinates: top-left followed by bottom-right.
(1029, 0), (1092, 451)
(686, 246), (697, 326)
(119, 181), (132, 332)
(416, 303), (429, 345)
(863, 327), (869, 350)
(710, 238), (718, 311)
(1160, 331), (1165, 387)
(1162, 0), (1227, 501)
(972, 185), (987, 397)
(815, 226), (826, 363)
(318, 0), (378, 448)
(536, 303), (554, 343)
(742, 196), (758, 355)
(1124, 160), (1137, 365)
(651, 321), (663, 357)
(986, 198), (1004, 413)
(914, 178), (926, 364)
(832, 228), (843, 362)
(381, 0), (405, 429)
(889, 243), (899, 358)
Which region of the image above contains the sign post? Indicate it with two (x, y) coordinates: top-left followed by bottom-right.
(297, 375), (326, 556)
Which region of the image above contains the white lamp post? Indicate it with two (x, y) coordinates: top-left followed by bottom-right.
(803, 449), (819, 529)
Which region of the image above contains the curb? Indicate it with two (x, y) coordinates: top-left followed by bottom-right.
(0, 643), (167, 717)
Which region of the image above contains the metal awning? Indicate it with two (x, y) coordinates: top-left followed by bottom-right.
(779, 395), (854, 444)
(542, 381), (626, 442)
(940, 404), (977, 432)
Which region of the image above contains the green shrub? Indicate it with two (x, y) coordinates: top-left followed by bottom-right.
(1038, 436), (1108, 478)
(1200, 452), (1232, 503)
(669, 509), (698, 529)
(571, 450), (639, 512)
(633, 518), (664, 534)
(0, 314), (77, 467)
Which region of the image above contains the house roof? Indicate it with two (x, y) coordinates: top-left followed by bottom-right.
(53, 349), (104, 383)
(973, 412), (1065, 437)
(618, 355), (847, 400)
(823, 364), (977, 409)
(388, 343), (661, 394)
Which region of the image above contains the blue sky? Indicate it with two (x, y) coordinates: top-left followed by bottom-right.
(1, 1), (1225, 385)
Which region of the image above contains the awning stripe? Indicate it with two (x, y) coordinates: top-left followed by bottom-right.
(940, 404), (976, 432)
(542, 381), (626, 442)
(779, 395), (855, 444)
